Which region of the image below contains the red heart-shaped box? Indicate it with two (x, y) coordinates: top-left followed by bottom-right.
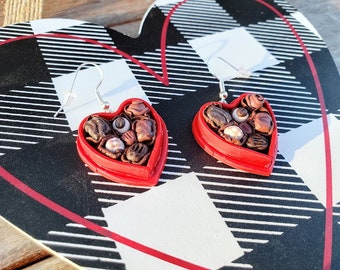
(77, 98), (168, 186)
(192, 93), (278, 176)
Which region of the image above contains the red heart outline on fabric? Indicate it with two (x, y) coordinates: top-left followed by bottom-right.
(77, 98), (168, 186)
(192, 93), (278, 176)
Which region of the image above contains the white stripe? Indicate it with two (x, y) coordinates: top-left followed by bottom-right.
(0, 93), (58, 103)
(204, 182), (313, 195)
(91, 180), (149, 189)
(98, 198), (123, 204)
(165, 163), (191, 169)
(166, 156), (187, 162)
(59, 253), (123, 264)
(84, 215), (106, 221)
(212, 198), (323, 212)
(0, 124), (69, 134)
(219, 208), (311, 220)
(10, 90), (58, 96)
(48, 231), (114, 242)
(43, 53), (114, 62)
(0, 105), (60, 114)
(40, 240), (118, 252)
(0, 99), (60, 108)
(230, 228), (283, 235)
(40, 48), (115, 58)
(0, 145), (21, 150)
(225, 218), (297, 227)
(235, 238), (269, 244)
(0, 112), (65, 121)
(0, 131), (53, 139)
(94, 189), (138, 196)
(206, 189), (320, 204)
(0, 138), (37, 144)
(0, 118), (69, 128)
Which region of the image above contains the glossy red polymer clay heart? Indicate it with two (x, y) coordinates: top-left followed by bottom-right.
(77, 98), (168, 186)
(192, 93), (278, 176)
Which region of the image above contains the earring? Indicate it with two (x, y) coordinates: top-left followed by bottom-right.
(192, 57), (278, 176)
(54, 62), (110, 118)
(56, 62), (168, 187)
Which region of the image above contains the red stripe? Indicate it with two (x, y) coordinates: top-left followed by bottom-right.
(160, 0), (188, 86)
(0, 166), (208, 270)
(256, 1), (333, 269)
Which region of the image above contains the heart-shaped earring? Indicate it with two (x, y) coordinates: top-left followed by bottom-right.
(192, 57), (278, 176)
(55, 62), (168, 186)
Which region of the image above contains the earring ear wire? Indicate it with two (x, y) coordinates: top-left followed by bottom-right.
(54, 62), (110, 118)
(207, 56), (251, 103)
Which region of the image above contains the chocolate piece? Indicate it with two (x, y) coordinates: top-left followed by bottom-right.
(84, 115), (112, 143)
(121, 130), (137, 146)
(241, 93), (265, 111)
(124, 101), (150, 118)
(132, 118), (156, 144)
(246, 133), (269, 151)
(203, 104), (232, 129)
(121, 143), (150, 165)
(239, 121), (253, 135)
(98, 135), (125, 159)
(252, 112), (274, 135)
(112, 116), (131, 134)
(218, 123), (247, 146)
(232, 107), (249, 123)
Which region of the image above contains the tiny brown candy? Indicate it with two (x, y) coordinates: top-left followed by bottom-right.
(238, 121), (253, 135)
(204, 104), (232, 129)
(246, 133), (269, 151)
(232, 107), (249, 123)
(84, 116), (111, 143)
(121, 143), (150, 165)
(124, 101), (150, 117)
(218, 123), (247, 146)
(98, 136), (125, 159)
(241, 93), (265, 111)
(133, 118), (156, 144)
(253, 112), (273, 135)
(121, 130), (137, 146)
(112, 116), (130, 134)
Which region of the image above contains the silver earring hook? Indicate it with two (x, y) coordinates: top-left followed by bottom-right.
(207, 56), (251, 103)
(207, 56), (230, 103)
(54, 62), (110, 118)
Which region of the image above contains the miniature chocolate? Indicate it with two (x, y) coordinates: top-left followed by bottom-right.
(241, 93), (264, 111)
(204, 104), (232, 129)
(124, 100), (150, 118)
(132, 118), (156, 144)
(238, 121), (253, 135)
(98, 136), (125, 159)
(219, 123), (247, 146)
(112, 116), (131, 134)
(121, 143), (150, 165)
(252, 111), (273, 135)
(121, 130), (137, 146)
(246, 133), (269, 151)
(84, 115), (112, 143)
(232, 107), (249, 123)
